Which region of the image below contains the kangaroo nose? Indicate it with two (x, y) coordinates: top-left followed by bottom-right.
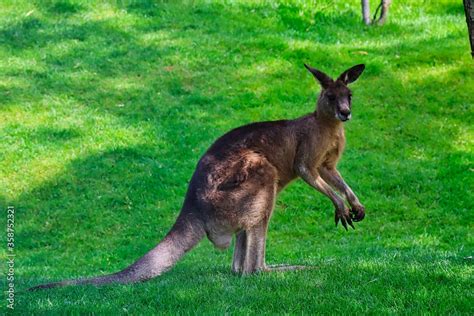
(340, 108), (351, 116)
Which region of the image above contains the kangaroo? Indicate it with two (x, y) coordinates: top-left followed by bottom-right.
(30, 63), (366, 290)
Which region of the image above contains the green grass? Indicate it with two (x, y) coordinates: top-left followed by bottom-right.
(1, 0), (473, 314)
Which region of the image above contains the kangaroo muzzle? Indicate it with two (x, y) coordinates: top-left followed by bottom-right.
(336, 106), (351, 122)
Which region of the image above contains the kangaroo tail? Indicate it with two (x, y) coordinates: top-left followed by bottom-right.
(29, 210), (205, 291)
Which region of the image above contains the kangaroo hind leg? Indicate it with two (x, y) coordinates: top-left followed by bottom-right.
(232, 219), (269, 274)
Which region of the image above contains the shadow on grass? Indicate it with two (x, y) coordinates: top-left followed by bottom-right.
(27, 126), (82, 144)
(14, 142), (203, 280)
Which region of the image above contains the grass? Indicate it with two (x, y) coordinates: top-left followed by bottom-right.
(0, 0), (473, 314)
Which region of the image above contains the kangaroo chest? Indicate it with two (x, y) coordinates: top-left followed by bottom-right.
(311, 126), (345, 169)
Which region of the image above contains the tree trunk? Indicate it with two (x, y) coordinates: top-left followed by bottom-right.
(371, 0), (392, 25)
(361, 0), (371, 25)
(375, 0), (392, 25)
(464, 0), (474, 58)
(362, 0), (391, 26)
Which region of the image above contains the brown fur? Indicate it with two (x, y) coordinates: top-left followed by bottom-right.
(30, 64), (367, 290)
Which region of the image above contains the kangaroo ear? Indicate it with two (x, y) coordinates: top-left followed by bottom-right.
(337, 64), (365, 85)
(304, 63), (333, 88)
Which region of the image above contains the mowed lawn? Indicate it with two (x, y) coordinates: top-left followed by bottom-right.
(1, 0), (473, 314)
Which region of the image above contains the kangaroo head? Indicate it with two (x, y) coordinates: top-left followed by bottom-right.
(304, 64), (365, 122)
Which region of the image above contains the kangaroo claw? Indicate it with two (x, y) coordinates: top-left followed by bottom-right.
(336, 207), (356, 231)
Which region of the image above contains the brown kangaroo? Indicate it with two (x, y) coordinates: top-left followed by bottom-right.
(30, 63), (366, 290)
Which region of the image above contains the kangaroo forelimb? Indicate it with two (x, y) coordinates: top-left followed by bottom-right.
(319, 167), (365, 222)
(297, 166), (343, 207)
(297, 166), (355, 230)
